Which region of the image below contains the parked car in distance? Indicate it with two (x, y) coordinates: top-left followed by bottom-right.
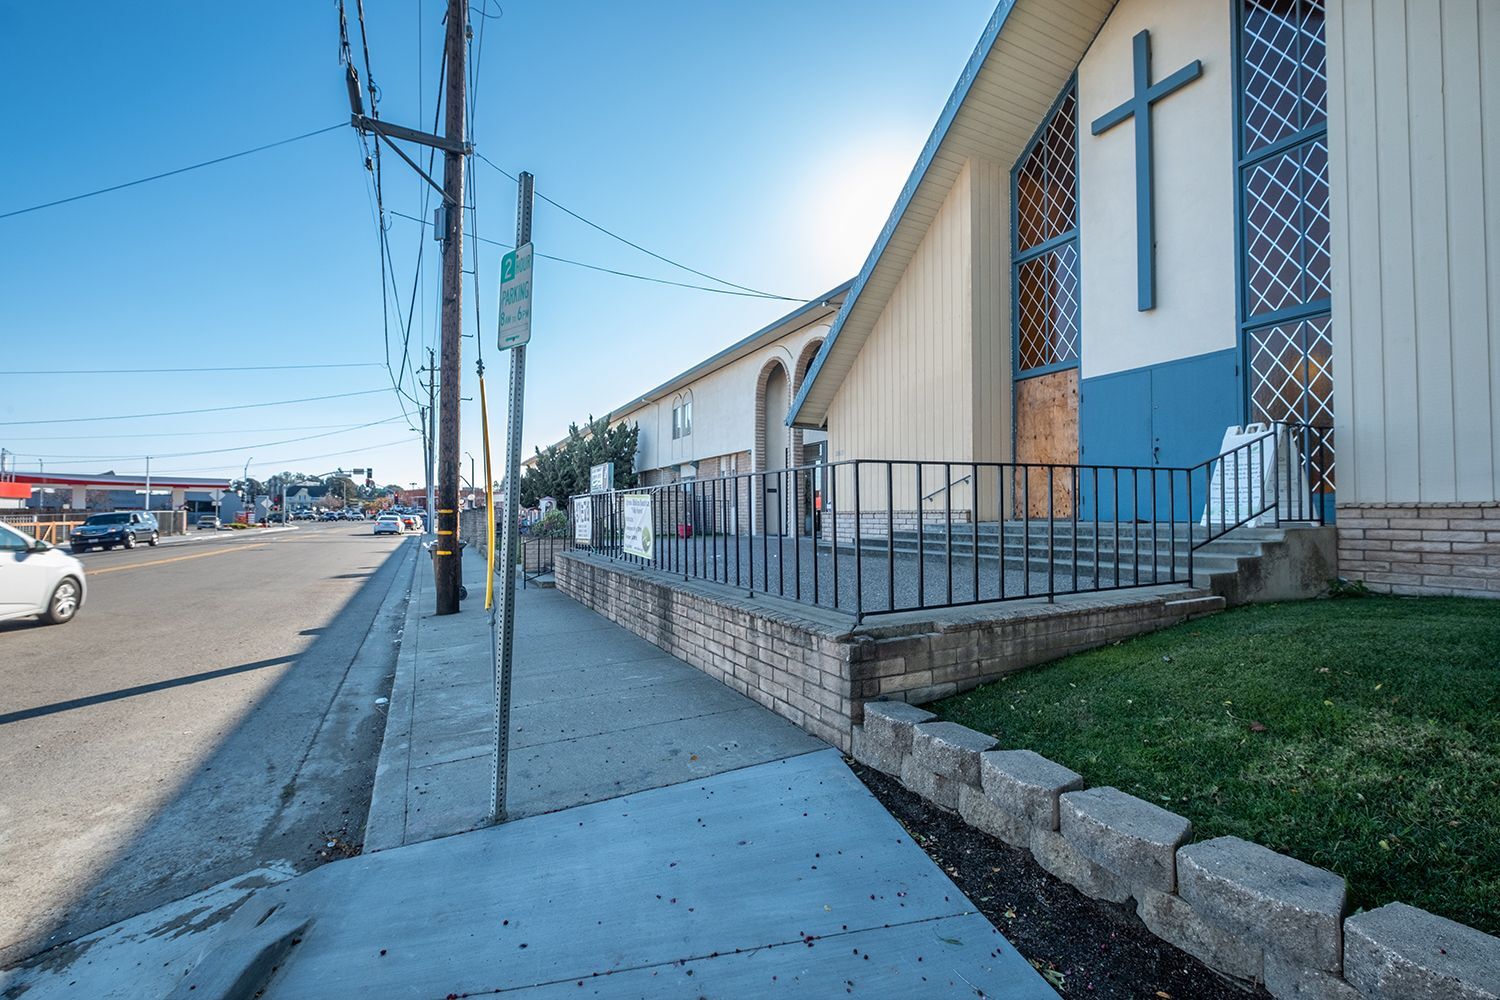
(197, 515), (221, 530)
(374, 514), (404, 535)
(0, 521), (86, 625)
(400, 514), (424, 532)
(69, 511), (159, 553)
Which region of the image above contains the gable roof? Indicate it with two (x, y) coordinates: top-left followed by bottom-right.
(787, 0), (1114, 428)
(523, 281), (850, 464)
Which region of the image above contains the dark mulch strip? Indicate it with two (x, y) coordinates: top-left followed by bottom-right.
(851, 760), (1266, 1000)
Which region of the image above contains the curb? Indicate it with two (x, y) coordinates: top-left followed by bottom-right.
(363, 539), (426, 852)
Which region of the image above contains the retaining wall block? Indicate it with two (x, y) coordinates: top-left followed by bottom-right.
(1135, 888), (1264, 983)
(979, 749), (1084, 832)
(850, 726), (902, 778)
(1028, 828), (1133, 905)
(1176, 836), (1346, 973)
(860, 700), (935, 755)
(1059, 787), (1192, 893)
(909, 722), (998, 788)
(957, 783), (1029, 849)
(899, 754), (961, 811)
(1343, 902), (1500, 1000)
(1263, 953), (1362, 1000)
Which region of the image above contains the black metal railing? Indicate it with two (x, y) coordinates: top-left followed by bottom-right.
(567, 422), (1332, 621)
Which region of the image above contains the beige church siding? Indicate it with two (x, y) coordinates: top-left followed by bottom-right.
(1076, 0), (1237, 379)
(827, 162), (975, 466)
(1329, 0), (1500, 506)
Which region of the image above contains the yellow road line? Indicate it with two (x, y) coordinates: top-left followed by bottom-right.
(89, 544), (268, 575)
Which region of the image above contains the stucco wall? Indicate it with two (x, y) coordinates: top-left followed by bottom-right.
(1076, 0), (1237, 381)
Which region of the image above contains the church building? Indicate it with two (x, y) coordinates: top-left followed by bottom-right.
(790, 0), (1500, 598)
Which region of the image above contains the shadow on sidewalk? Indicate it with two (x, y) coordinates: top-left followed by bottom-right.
(1, 535), (415, 972)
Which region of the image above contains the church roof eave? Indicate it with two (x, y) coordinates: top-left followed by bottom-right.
(787, 0), (1114, 430)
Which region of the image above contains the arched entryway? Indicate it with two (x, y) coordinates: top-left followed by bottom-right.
(755, 358), (791, 536)
(790, 338), (826, 537)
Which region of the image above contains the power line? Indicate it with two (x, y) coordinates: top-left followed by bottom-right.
(0, 388), (389, 427)
(473, 152), (804, 300)
(151, 436), (418, 477)
(0, 362), (384, 376)
(2, 421), (410, 442)
(6, 416), (407, 461)
(387, 210), (807, 301)
(0, 123), (346, 222)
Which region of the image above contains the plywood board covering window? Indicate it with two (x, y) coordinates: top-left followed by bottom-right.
(1015, 369), (1079, 516)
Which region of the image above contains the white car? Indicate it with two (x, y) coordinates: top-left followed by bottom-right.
(0, 521), (87, 625)
(373, 515), (404, 535)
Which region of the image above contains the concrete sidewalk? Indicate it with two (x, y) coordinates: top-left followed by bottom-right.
(4, 545), (1058, 999)
(365, 549), (827, 849)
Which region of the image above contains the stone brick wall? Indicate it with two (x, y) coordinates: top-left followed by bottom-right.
(853, 705), (1500, 999)
(557, 550), (1226, 754)
(1336, 502), (1500, 598)
(556, 552), (856, 750)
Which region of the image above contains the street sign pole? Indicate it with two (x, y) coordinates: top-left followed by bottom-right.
(492, 170), (534, 823)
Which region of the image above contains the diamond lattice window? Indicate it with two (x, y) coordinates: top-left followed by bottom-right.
(1240, 0), (1332, 462)
(1013, 86), (1080, 374)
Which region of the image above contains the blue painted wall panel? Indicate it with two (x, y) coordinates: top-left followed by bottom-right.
(1079, 348), (1240, 521)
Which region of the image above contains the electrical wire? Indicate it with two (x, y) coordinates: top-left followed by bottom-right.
(387, 210), (807, 300)
(473, 152), (805, 301)
(0, 362), (383, 376)
(2, 421), (411, 442)
(7, 416), (407, 461)
(151, 436), (418, 476)
(0, 124), (346, 222)
(0, 388), (390, 427)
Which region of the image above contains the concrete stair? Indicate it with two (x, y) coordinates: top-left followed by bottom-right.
(829, 520), (1338, 606)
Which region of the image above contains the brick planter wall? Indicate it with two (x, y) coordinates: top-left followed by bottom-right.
(556, 551), (1226, 755)
(556, 552), (857, 750)
(1337, 502), (1500, 598)
(852, 706), (1500, 999)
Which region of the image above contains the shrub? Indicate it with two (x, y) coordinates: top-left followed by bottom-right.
(532, 509), (569, 538)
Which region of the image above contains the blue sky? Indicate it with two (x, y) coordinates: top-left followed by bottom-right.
(0, 1), (994, 489)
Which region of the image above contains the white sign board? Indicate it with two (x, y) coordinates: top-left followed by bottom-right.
(589, 462), (614, 494)
(1202, 423), (1306, 528)
(572, 496), (593, 544)
(497, 242), (534, 350)
(621, 493), (654, 559)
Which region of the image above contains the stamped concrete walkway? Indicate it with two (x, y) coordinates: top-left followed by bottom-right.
(366, 550), (828, 849)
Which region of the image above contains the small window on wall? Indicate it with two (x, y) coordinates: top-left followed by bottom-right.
(672, 396), (692, 439)
(1011, 83), (1081, 377)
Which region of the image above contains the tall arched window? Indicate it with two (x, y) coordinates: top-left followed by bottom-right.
(1237, 0), (1333, 454)
(1012, 83), (1081, 377)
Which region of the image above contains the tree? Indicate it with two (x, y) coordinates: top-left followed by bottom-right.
(518, 414), (638, 506)
(231, 476), (268, 499)
(325, 476), (358, 504)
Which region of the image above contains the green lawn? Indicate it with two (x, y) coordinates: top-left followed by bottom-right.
(933, 596), (1500, 935)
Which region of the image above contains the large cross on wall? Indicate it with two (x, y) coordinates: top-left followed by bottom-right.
(1090, 28), (1203, 312)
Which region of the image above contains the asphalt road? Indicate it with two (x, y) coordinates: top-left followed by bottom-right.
(0, 523), (416, 968)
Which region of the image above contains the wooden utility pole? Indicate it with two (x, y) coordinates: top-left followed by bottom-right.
(434, 0), (467, 614)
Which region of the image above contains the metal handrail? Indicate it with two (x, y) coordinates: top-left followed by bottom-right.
(564, 424), (1332, 622)
(921, 473), (972, 504)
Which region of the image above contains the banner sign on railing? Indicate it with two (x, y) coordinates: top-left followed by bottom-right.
(589, 462), (614, 494)
(621, 493), (654, 559)
(572, 496), (592, 544)
(1202, 423), (1305, 528)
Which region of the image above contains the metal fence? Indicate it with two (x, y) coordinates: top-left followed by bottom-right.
(568, 423), (1332, 621)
